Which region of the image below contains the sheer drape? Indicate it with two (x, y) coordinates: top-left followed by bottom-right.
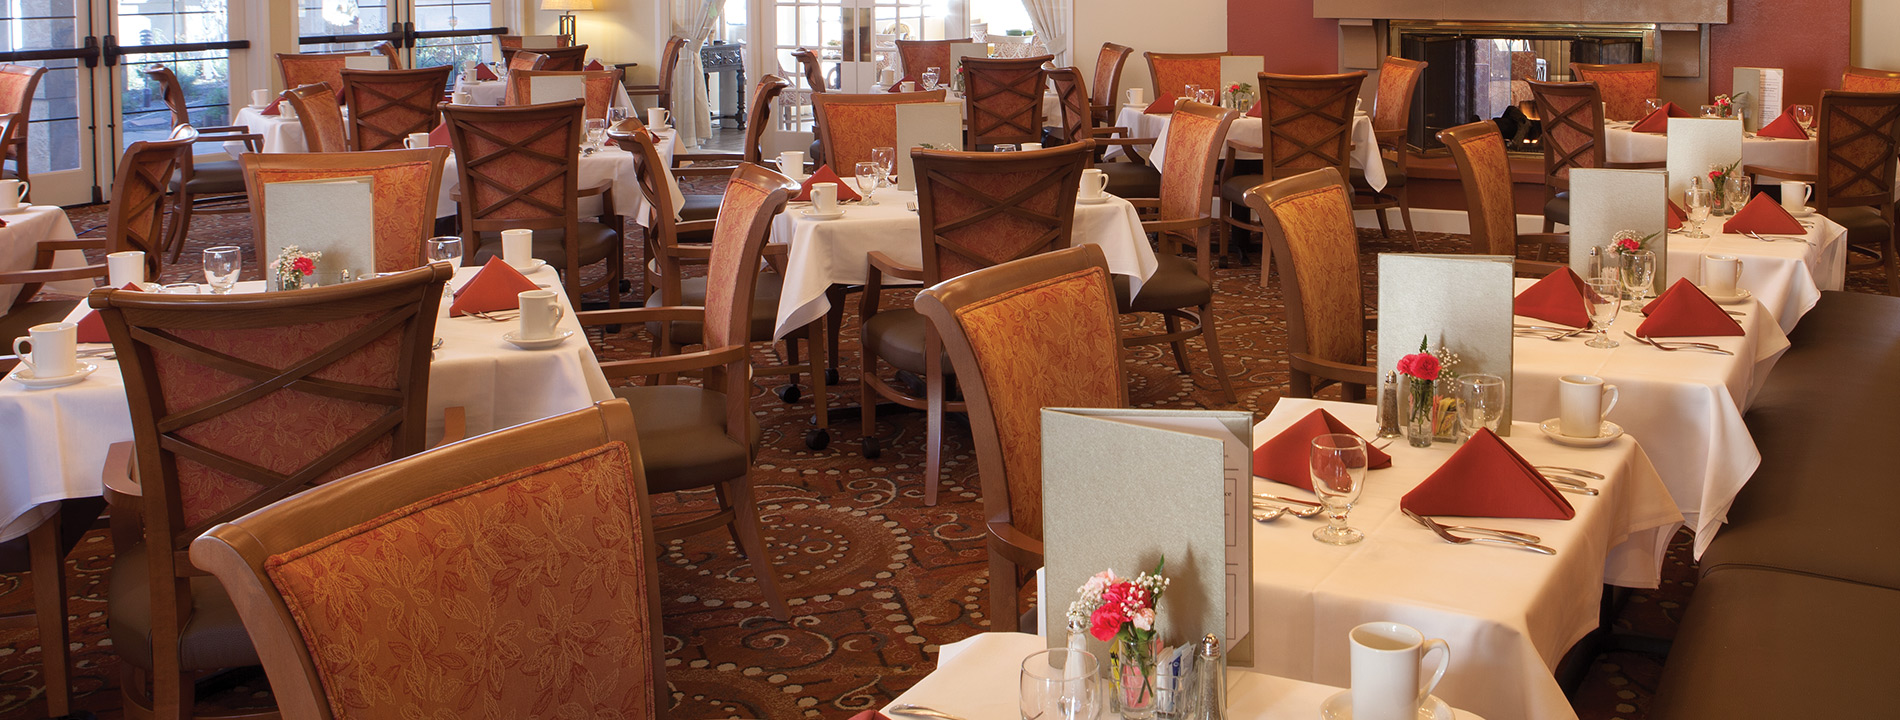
(1020, 0), (1070, 65)
(671, 0), (719, 148)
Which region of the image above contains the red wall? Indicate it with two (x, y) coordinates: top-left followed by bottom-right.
(1709, 0), (1849, 108)
(1229, 0), (1339, 74)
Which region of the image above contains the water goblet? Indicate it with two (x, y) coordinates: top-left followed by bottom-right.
(871, 146), (897, 186)
(427, 236), (464, 265)
(993, 143), (1018, 153)
(1020, 648), (1101, 720)
(1728, 174), (1752, 213)
(1584, 277), (1621, 349)
(607, 106), (629, 126)
(1644, 98), (1666, 116)
(1183, 84), (1200, 101)
(203, 246), (242, 294)
(921, 69), (940, 91)
(1311, 434), (1369, 545)
(583, 118), (609, 154)
(853, 161), (881, 206)
(1684, 187), (1714, 239)
(1791, 104), (1816, 137)
(1699, 104), (1719, 118)
(1458, 374), (1507, 437)
(1619, 250), (1655, 311)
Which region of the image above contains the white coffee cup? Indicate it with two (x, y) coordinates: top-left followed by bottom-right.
(1350, 622), (1450, 720)
(13, 322), (78, 379)
(647, 107), (670, 128)
(777, 151), (806, 179)
(1780, 180), (1812, 213)
(0, 179), (28, 210)
(107, 251), (147, 288)
(1559, 374), (1620, 438)
(1702, 254), (1744, 296)
(1021, 142), (1043, 151)
(1079, 168), (1108, 200)
(811, 183), (839, 214)
(404, 132), (432, 149)
(279, 103), (298, 120)
(501, 228), (534, 269)
(880, 67), (898, 86)
(251, 89), (271, 108)
(462, 59), (480, 73)
(452, 90), (474, 105)
(900, 81), (917, 93)
(1127, 88), (1146, 106)
(517, 289), (565, 341)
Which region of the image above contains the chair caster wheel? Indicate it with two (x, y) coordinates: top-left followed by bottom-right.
(824, 369), (840, 385)
(777, 384), (801, 403)
(805, 429), (830, 450)
(861, 436), (880, 459)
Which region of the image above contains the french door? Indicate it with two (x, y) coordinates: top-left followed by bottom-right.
(296, 0), (504, 86)
(758, 0), (965, 110)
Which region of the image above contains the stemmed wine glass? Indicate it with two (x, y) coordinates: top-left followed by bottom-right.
(203, 246), (241, 294)
(1311, 434), (1369, 545)
(1684, 186), (1714, 239)
(1584, 277), (1621, 349)
(427, 236), (464, 266)
(583, 118), (609, 155)
(607, 106), (629, 127)
(1791, 104), (1816, 137)
(921, 68), (940, 91)
(871, 146), (897, 189)
(1644, 98), (1666, 116)
(853, 161), (882, 206)
(1728, 174), (1752, 214)
(1459, 374), (1507, 437)
(1619, 250), (1656, 311)
(1020, 648), (1101, 720)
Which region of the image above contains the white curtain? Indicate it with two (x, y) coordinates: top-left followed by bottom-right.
(1020, 0), (1070, 66)
(671, 0), (720, 148)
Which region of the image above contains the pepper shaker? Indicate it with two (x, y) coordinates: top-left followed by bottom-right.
(1377, 371), (1401, 439)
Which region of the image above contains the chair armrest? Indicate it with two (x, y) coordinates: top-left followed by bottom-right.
(860, 251), (923, 320)
(986, 520), (1044, 567)
(38, 239), (108, 251)
(1141, 217), (1213, 236)
(1604, 160), (1666, 170)
(1518, 232), (1570, 248)
(1514, 259), (1567, 277)
(436, 407), (467, 447)
(675, 151), (744, 164)
(101, 442), (144, 556)
(657, 243), (713, 259)
(867, 251), (924, 282)
(598, 344), (748, 380)
(673, 219), (718, 235)
(578, 183), (610, 198)
(1290, 354), (1378, 388)
(1226, 138), (1264, 154)
(0, 265), (105, 285)
(1742, 165), (1816, 182)
(578, 305), (705, 327)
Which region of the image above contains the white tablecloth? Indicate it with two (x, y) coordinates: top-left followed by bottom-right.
(1245, 398), (1680, 720)
(1664, 214), (1847, 333)
(1112, 106), (1386, 191)
(0, 264), (612, 537)
(0, 205), (85, 309)
(453, 77), (636, 110)
(235, 105), (312, 154)
(886, 632), (1487, 720)
(437, 130), (674, 227)
(1511, 278), (1790, 556)
(768, 186), (1160, 339)
(1606, 123), (1900, 199)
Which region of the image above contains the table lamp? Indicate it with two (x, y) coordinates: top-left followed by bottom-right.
(541, 0), (595, 46)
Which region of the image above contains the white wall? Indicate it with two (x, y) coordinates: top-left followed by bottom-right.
(1853, 0), (1900, 70)
(1068, 0), (1227, 98)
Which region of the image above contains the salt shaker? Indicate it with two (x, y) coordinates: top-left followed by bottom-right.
(1377, 371), (1401, 439)
(1185, 634), (1227, 720)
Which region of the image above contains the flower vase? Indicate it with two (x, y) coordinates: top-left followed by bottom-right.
(276, 273), (302, 292)
(1114, 633), (1161, 719)
(1402, 378), (1435, 448)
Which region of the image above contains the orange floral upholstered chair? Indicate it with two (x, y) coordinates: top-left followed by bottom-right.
(1145, 51), (1224, 98)
(1219, 70), (1364, 266)
(963, 55), (1052, 150)
(283, 82), (350, 153)
(811, 89), (949, 169)
(276, 51), (369, 95)
(507, 67), (625, 119)
(1357, 56), (1427, 249)
(190, 400), (665, 720)
(240, 148), (451, 272)
(1438, 120), (1569, 264)
(508, 50), (547, 73)
(1842, 66), (1900, 93)
(1244, 168), (1378, 399)
(142, 64), (264, 260)
(340, 64), (454, 151)
(1091, 42), (1133, 126)
(915, 244), (1126, 633)
(1571, 62), (1660, 121)
(894, 38), (974, 84)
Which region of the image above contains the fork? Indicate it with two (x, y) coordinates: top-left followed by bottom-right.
(470, 310), (519, 322)
(889, 704), (972, 720)
(1413, 517), (1543, 544)
(1403, 509), (1556, 554)
(1623, 331), (1734, 355)
(1535, 465), (1605, 480)
(1253, 499), (1324, 518)
(1746, 230), (1816, 247)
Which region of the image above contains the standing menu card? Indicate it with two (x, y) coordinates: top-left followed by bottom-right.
(1567, 168), (1668, 294)
(1040, 408), (1253, 668)
(1664, 117), (1744, 201)
(1732, 67), (1784, 132)
(1219, 56), (1266, 96)
(1375, 254), (1516, 433)
(343, 55), (386, 71)
(948, 42), (989, 77)
(528, 74), (587, 105)
(894, 101), (964, 191)
(263, 176), (378, 283)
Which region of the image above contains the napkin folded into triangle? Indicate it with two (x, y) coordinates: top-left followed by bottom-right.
(449, 256), (539, 317)
(1143, 93), (1180, 115)
(259, 97), (283, 116)
(1246, 99), (1261, 118)
(1513, 267), (1596, 328)
(428, 121), (450, 147)
(585, 59), (605, 71)
(1666, 200), (1686, 230)
(1251, 409), (1392, 491)
(1722, 193), (1806, 235)
(794, 165), (862, 202)
(1401, 428), (1575, 520)
(1756, 111), (1808, 139)
(474, 64), (499, 81)
(1631, 102), (1693, 133)
(75, 283), (145, 343)
(1637, 278), (1744, 337)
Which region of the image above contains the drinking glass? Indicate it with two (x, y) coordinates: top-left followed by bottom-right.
(1183, 84), (1200, 101)
(993, 143), (1018, 153)
(1791, 104), (1816, 136)
(921, 69), (940, 91)
(583, 118), (609, 152)
(607, 106), (629, 126)
(1459, 374), (1507, 437)
(854, 161), (881, 205)
(1619, 250), (1655, 310)
(1020, 648), (1100, 720)
(1728, 174), (1752, 213)
(1699, 104), (1719, 118)
(871, 146), (897, 186)
(1195, 88), (1217, 105)
(1584, 277), (1621, 349)
(1644, 98), (1666, 115)
(427, 236), (464, 265)
(203, 246), (241, 294)
(1684, 187), (1714, 238)
(1311, 434), (1369, 545)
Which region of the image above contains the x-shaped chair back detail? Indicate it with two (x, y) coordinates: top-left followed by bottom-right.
(1816, 90), (1900, 211)
(913, 143), (1092, 282)
(109, 128), (195, 277)
(1528, 80), (1607, 188)
(963, 55), (1052, 149)
(443, 100), (585, 234)
(1145, 51), (1223, 98)
(342, 65), (455, 151)
(895, 39), (973, 80)
(1047, 67), (1093, 144)
(1259, 71), (1365, 181)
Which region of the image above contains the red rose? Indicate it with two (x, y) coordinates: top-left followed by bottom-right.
(1089, 604), (1128, 641)
(292, 257), (315, 275)
(1617, 238), (1640, 252)
(1396, 352), (1441, 381)
(1707, 170), (1722, 181)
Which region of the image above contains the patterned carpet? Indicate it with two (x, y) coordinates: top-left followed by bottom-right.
(0, 199), (1887, 719)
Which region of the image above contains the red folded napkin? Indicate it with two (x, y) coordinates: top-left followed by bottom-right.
(584, 59), (605, 71)
(76, 283), (144, 343)
(793, 165), (862, 202)
(1251, 409), (1393, 491)
(1636, 278), (1744, 337)
(1631, 102), (1693, 133)
(1143, 93), (1179, 115)
(1513, 267), (1595, 328)
(449, 256), (539, 317)
(259, 97), (282, 116)
(428, 121), (450, 147)
(1756, 111), (1808, 139)
(474, 64), (499, 81)
(1401, 428), (1575, 520)
(1722, 193), (1806, 235)
(1246, 99), (1261, 118)
(1666, 200), (1686, 231)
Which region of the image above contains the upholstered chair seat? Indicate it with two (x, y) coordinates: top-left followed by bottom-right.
(643, 272), (784, 346)
(1115, 254), (1214, 312)
(1220, 173), (1267, 203)
(107, 544), (257, 672)
(613, 385), (761, 493)
(861, 308), (955, 376)
(472, 221), (619, 269)
(1102, 162), (1161, 198)
(681, 193), (723, 220)
(1544, 191), (1570, 226)
(171, 159), (245, 194)
(1829, 205), (1893, 247)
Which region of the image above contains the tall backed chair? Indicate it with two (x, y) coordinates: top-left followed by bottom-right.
(963, 55), (1051, 150)
(578, 162), (796, 620)
(626, 35), (686, 113)
(282, 82), (350, 153)
(1842, 66), (1900, 93)
(914, 244), (1125, 632)
(1047, 66), (1159, 199)
(1439, 120), (1570, 260)
(118, 128), (197, 274)
(1120, 99), (1238, 404)
(144, 65), (262, 261)
(276, 51), (371, 95)
(1747, 90), (1900, 295)
(443, 100), (624, 307)
(858, 144), (1091, 503)
(240, 148), (451, 272)
(1, 119), (114, 360)
(94, 264), (451, 719)
(189, 400), (665, 720)
(894, 38), (975, 83)
(498, 34), (571, 68)
(1241, 168), (1376, 399)
(1144, 51), (1224, 97)
(507, 50), (547, 74)
(1355, 56), (1426, 249)
(537, 44), (591, 72)
(0, 64), (44, 188)
(506, 67), (625, 118)
(677, 74), (788, 165)
(340, 65), (454, 150)
(1219, 72), (1363, 270)
(1529, 80), (1607, 233)
(1571, 62), (1660, 121)
(368, 40), (401, 68)
(1090, 42), (1134, 126)
(811, 89), (949, 170)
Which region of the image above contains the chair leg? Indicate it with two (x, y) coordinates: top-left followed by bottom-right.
(1289, 369), (1314, 399)
(825, 285), (847, 384)
(1198, 303), (1237, 404)
(1163, 314), (1190, 374)
(1398, 190), (1420, 251)
(28, 514), (71, 718)
(724, 477), (790, 621)
(1542, 215), (1556, 234)
(859, 357), (880, 453)
(1375, 205), (1392, 238)
(988, 551), (1020, 632)
(168, 192), (196, 264)
(809, 321), (829, 438)
(923, 340), (945, 506)
(1886, 234), (1899, 296)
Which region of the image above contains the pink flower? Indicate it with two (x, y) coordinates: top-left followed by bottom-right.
(292, 257), (315, 275)
(1089, 604), (1128, 641)
(1131, 607), (1156, 631)
(1396, 352), (1441, 381)
(1082, 570), (1118, 596)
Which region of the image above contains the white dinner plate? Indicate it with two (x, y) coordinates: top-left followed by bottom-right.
(7, 362), (98, 390)
(1077, 195), (1113, 205)
(1700, 287), (1752, 305)
(1540, 419), (1625, 448)
(1788, 205), (1816, 217)
(1319, 690), (1453, 720)
(801, 208), (846, 220)
(503, 329), (574, 350)
(508, 258), (547, 273)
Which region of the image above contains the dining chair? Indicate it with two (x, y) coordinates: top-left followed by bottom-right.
(793, 47), (827, 94)
(1529, 80), (1606, 233)
(963, 55), (1052, 150)
(577, 162), (796, 620)
(1841, 65), (1900, 92)
(0, 64), (46, 189)
(676, 74), (787, 166)
(1047, 66), (1160, 199)
(92, 264), (452, 720)
(1439, 120), (1571, 261)
(499, 34), (572, 68)
(1355, 56), (1427, 250)
(1144, 51), (1224, 98)
(626, 35), (686, 113)
(1570, 62), (1660, 121)
(0, 114), (116, 365)
(1241, 168), (1377, 399)
(240, 148), (451, 272)
(786, 47), (828, 162)
(1218, 72), (1363, 273)
(276, 51), (372, 95)
(282, 82), (350, 153)
(142, 64), (264, 261)
(506, 67), (625, 119)
(1121, 99), (1238, 404)
(810, 89), (949, 169)
(914, 244), (1125, 632)
(859, 143), (1092, 503)
(537, 43), (591, 72)
(1090, 42), (1134, 127)
(368, 39), (401, 68)
(443, 100), (624, 308)
(0, 498), (105, 719)
(115, 128), (197, 274)
(1746, 90), (1900, 295)
(188, 400), (666, 720)
(340, 65), (454, 150)
(894, 38), (975, 84)
(507, 50), (548, 74)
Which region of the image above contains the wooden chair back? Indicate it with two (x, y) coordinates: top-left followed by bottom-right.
(1243, 167), (1371, 396)
(912, 143), (1091, 282)
(283, 82), (350, 152)
(962, 55), (1052, 149)
(654, 36), (688, 109)
(341, 65), (454, 151)
(1258, 71), (1366, 181)
(240, 148), (451, 272)
(537, 44), (591, 72)
(1813, 89), (1900, 214)
(277, 52), (369, 95)
(369, 40), (401, 68)
(895, 38), (974, 80)
(508, 50), (547, 73)
(1528, 80), (1607, 191)
(499, 34), (571, 67)
(792, 47), (827, 92)
(0, 64), (44, 148)
(1145, 51), (1224, 97)
(1842, 66), (1900, 93)
(1570, 62), (1659, 121)
(1439, 120), (1523, 255)
(739, 75), (790, 162)
(188, 399), (665, 720)
(140, 64), (193, 128)
(1158, 100), (1237, 225)
(107, 127), (195, 277)
(1371, 56), (1427, 135)
(1091, 43), (1133, 125)
(616, 126), (693, 302)
(507, 68), (625, 119)
(441, 100), (585, 245)
(1047, 66), (1093, 144)
(811, 90), (949, 169)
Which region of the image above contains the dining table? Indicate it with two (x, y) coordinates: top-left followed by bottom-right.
(1242, 397), (1681, 720)
(0, 205), (88, 309)
(0, 263), (612, 545)
(234, 104), (313, 153)
(1662, 213), (1847, 333)
(1605, 119), (1900, 198)
(1112, 105), (1387, 191)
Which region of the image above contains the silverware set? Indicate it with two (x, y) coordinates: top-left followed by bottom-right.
(1403, 509), (1557, 555)
(1251, 492), (1325, 522)
(468, 310), (519, 322)
(1623, 331), (1734, 355)
(1535, 466), (1602, 496)
(1, 347), (115, 363)
(1745, 230), (1815, 246)
(1513, 324), (1588, 341)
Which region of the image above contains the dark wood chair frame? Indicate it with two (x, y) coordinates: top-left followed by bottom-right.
(142, 64), (265, 263)
(536, 43), (591, 72)
(1218, 72), (1363, 275)
(626, 36), (686, 113)
(282, 82), (350, 153)
(1528, 79), (1665, 233)
(1355, 57), (1425, 250)
(1438, 120), (1571, 262)
(1090, 42), (1133, 127)
(962, 55), (1052, 150)
(1746, 89), (1900, 295)
(0, 64), (45, 190)
(1242, 168), (1378, 399)
(340, 65), (455, 151)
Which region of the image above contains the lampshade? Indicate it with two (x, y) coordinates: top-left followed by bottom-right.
(541, 0), (595, 9)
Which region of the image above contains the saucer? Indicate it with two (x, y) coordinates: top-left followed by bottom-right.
(508, 258), (548, 273)
(802, 207), (847, 220)
(1319, 690), (1454, 720)
(7, 362), (97, 389)
(1540, 419), (1625, 448)
(503, 329), (573, 350)
(1788, 205), (1816, 217)
(1701, 287), (1752, 305)
(1077, 195), (1113, 205)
